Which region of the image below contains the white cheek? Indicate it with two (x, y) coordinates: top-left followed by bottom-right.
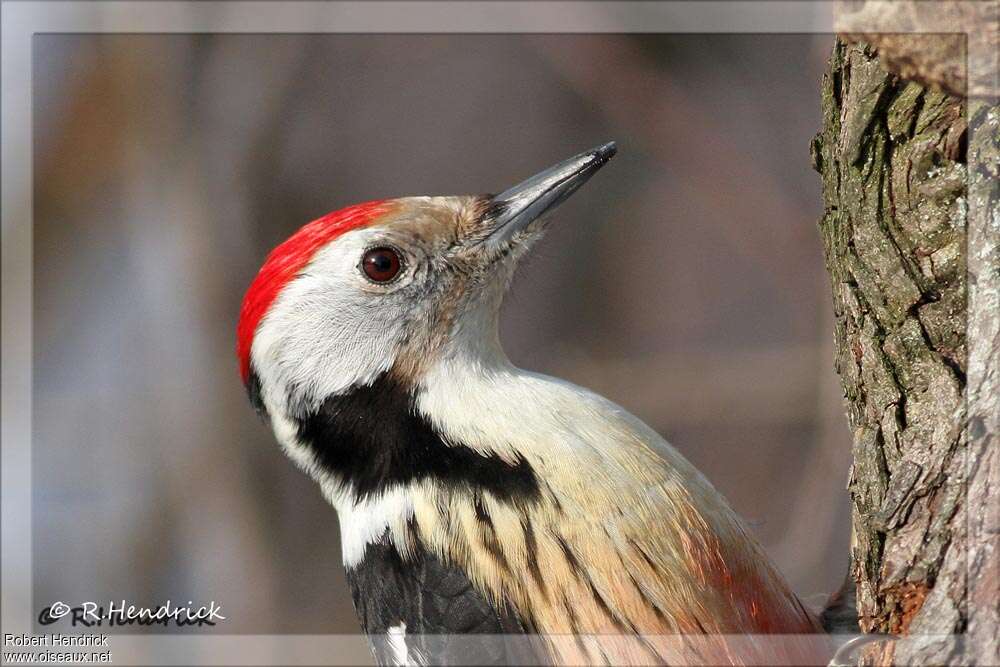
(250, 231), (411, 414)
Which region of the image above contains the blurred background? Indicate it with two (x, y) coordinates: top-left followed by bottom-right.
(32, 33), (850, 636)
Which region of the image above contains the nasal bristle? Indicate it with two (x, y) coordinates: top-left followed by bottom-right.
(237, 200), (396, 383)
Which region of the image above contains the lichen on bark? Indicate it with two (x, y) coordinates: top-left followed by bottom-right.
(811, 39), (970, 653)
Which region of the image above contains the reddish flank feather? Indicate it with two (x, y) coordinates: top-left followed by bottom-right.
(237, 200), (396, 382)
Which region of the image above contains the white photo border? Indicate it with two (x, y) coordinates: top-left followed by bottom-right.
(2, 2), (995, 664)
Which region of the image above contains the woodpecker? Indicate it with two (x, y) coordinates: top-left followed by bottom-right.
(238, 143), (828, 666)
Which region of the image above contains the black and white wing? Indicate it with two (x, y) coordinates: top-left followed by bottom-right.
(345, 536), (542, 666)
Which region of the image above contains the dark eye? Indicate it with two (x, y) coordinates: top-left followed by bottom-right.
(361, 247), (402, 283)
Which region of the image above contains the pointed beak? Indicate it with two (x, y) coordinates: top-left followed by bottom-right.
(477, 141), (617, 251)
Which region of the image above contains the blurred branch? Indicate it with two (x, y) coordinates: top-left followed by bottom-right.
(527, 35), (818, 288)
(552, 345), (825, 427)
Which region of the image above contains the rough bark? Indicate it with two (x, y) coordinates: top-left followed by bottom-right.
(812, 39), (975, 663)
(834, 0), (999, 98)
(964, 89), (1000, 667)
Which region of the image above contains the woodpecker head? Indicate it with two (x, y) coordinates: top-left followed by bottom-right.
(238, 142), (616, 419)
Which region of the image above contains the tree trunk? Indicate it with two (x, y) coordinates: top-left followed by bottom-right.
(812, 39), (976, 663)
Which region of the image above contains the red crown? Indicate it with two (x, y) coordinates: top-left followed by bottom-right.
(237, 199), (395, 382)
